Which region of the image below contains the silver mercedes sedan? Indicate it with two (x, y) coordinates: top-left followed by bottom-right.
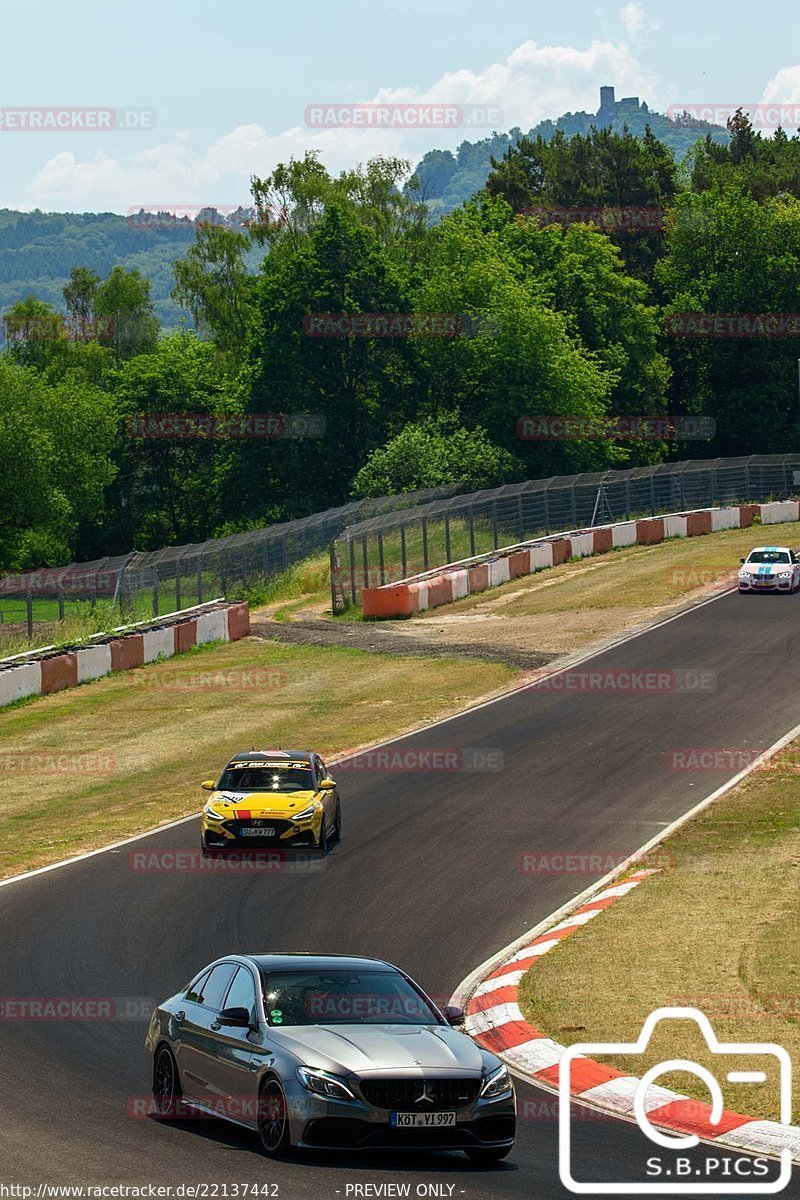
(145, 952), (516, 1162)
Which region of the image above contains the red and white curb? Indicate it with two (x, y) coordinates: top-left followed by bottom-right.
(462, 870), (800, 1163)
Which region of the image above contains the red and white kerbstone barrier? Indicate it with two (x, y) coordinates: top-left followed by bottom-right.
(462, 871), (800, 1161)
(362, 501), (800, 618)
(0, 599), (250, 709)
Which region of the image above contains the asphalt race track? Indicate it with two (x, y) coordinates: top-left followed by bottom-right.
(3, 589), (800, 1198)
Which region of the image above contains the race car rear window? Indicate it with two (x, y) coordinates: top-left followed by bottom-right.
(217, 765), (314, 792)
(746, 550), (791, 563)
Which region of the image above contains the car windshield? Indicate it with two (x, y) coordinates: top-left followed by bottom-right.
(746, 550), (791, 564)
(217, 765), (314, 792)
(260, 969), (443, 1026)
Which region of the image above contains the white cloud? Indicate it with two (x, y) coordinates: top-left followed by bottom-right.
(762, 65), (800, 103)
(20, 32), (658, 213)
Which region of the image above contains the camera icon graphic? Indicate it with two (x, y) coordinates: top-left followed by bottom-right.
(558, 1007), (793, 1194)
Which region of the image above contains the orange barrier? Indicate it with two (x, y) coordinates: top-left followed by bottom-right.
(40, 652), (78, 694)
(468, 563), (490, 593)
(739, 504), (760, 528)
(363, 586), (417, 618)
(508, 551), (530, 578)
(593, 527), (613, 554)
(551, 539), (571, 566)
(174, 619), (198, 652)
(686, 510), (712, 536)
(110, 634), (144, 672)
(636, 517), (665, 545)
(426, 574), (454, 608)
(226, 601), (251, 641)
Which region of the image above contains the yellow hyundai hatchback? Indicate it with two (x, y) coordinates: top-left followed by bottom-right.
(200, 750), (341, 854)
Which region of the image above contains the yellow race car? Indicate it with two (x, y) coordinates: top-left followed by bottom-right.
(200, 750), (341, 854)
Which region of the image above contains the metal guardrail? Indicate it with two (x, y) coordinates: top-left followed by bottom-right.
(330, 455), (800, 612)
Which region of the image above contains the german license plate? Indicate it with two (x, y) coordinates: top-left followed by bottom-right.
(241, 826), (275, 836)
(390, 1111), (456, 1127)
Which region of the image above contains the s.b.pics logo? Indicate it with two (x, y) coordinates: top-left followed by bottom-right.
(559, 1008), (792, 1194)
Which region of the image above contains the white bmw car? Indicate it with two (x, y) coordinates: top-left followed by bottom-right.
(738, 546), (800, 593)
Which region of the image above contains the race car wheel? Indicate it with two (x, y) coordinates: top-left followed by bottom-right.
(318, 816), (330, 854)
(257, 1078), (291, 1157)
(332, 802), (342, 842)
(464, 1145), (513, 1165)
(153, 1045), (183, 1118)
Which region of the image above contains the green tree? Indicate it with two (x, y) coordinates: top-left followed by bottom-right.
(658, 187), (800, 453)
(0, 360), (117, 569)
(172, 223), (257, 361)
(95, 266), (159, 362)
(352, 412), (520, 496)
(105, 331), (233, 550)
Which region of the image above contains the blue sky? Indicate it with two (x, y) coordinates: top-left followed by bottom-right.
(1, 0), (799, 212)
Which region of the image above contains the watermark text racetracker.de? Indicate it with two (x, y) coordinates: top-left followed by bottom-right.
(0, 107), (156, 132)
(335, 747), (504, 773)
(516, 415), (715, 441)
(125, 413), (325, 440)
(128, 668), (286, 693)
(668, 102), (800, 133)
(527, 668), (716, 694)
(0, 750), (116, 775)
(0, 996), (154, 1021)
(128, 849), (326, 874)
(305, 102), (502, 129)
(518, 848), (676, 875)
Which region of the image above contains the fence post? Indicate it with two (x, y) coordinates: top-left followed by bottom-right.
(26, 589), (33, 640)
(422, 519), (429, 570)
(349, 539), (356, 605)
(518, 495), (525, 542)
(57, 584), (64, 621)
(329, 540), (339, 614)
(625, 480), (631, 519)
(152, 567), (159, 618)
(362, 535), (369, 593)
(650, 474), (656, 516)
(570, 485), (577, 528)
(378, 529), (386, 586)
(543, 488), (550, 534)
(197, 559), (203, 605)
(445, 515), (451, 563)
(175, 569), (182, 612)
(469, 509), (476, 557)
(492, 502), (499, 549)
(400, 525), (407, 580)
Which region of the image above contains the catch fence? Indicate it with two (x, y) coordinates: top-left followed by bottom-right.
(330, 455), (800, 611)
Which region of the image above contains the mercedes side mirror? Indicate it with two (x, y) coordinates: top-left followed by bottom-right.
(218, 1006), (251, 1028)
(443, 1005), (464, 1026)
(319, 778), (336, 790)
(740, 558), (746, 564)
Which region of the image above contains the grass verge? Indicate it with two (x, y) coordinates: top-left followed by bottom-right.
(517, 740), (800, 1121)
(428, 521), (800, 620)
(0, 636), (513, 880)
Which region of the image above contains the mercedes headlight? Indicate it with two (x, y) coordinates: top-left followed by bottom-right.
(480, 1063), (512, 1098)
(296, 1067), (355, 1100)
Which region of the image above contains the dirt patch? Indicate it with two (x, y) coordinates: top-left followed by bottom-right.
(250, 617), (554, 671)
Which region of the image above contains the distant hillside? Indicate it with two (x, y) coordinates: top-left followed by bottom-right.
(0, 208), (261, 329)
(0, 93), (728, 327)
(413, 87), (729, 217)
